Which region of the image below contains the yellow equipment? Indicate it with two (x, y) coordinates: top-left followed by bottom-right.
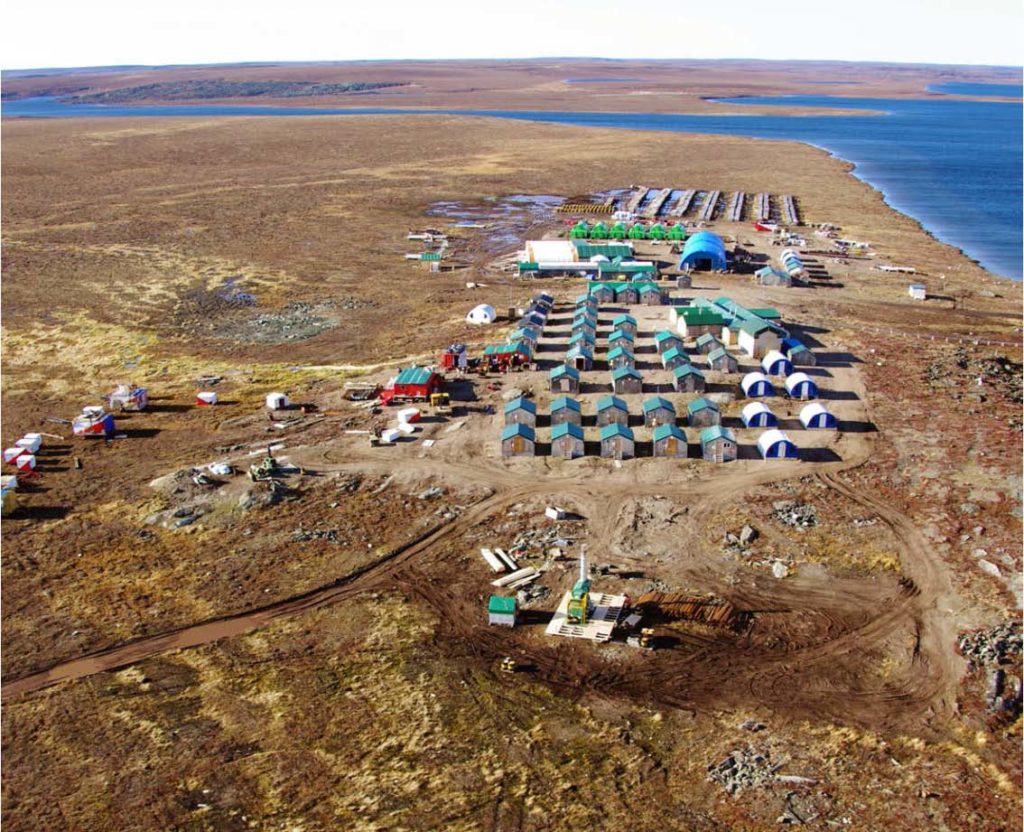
(430, 392), (451, 413)
(566, 548), (592, 625)
(499, 656), (517, 673)
(639, 628), (656, 649)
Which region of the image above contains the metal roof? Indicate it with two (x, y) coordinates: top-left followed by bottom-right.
(484, 343), (531, 356)
(600, 423), (634, 441)
(607, 345), (634, 362)
(608, 329), (634, 343)
(654, 330), (680, 344)
(551, 422), (584, 441)
(565, 345), (593, 359)
(653, 423), (686, 442)
(663, 346), (688, 362)
(707, 346), (731, 362)
(612, 314), (637, 326)
(610, 366), (641, 381)
(596, 395), (627, 412)
(642, 396), (675, 414)
(739, 319), (771, 336)
(395, 367), (435, 386)
(695, 333), (721, 347)
(687, 396), (718, 414)
(700, 426), (735, 445)
(500, 423), (535, 442)
(550, 364), (580, 380)
(503, 397), (536, 414)
(488, 595), (517, 614)
(550, 396), (581, 413)
(678, 307), (725, 326)
(674, 364), (705, 379)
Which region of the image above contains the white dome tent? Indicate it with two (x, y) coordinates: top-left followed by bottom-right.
(741, 401), (777, 428)
(466, 304), (497, 325)
(799, 403), (837, 429)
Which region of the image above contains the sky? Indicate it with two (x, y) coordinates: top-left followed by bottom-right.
(3, 0), (1022, 70)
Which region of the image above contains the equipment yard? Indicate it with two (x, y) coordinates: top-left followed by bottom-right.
(2, 112), (1022, 831)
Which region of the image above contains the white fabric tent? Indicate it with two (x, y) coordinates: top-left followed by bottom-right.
(466, 304), (497, 325)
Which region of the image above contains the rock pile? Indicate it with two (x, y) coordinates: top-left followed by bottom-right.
(958, 621), (1022, 666)
(707, 748), (781, 795)
(773, 501), (817, 528)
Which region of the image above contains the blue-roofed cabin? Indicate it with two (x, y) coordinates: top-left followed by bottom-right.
(600, 423), (635, 459)
(550, 396), (582, 427)
(551, 422), (585, 459)
(596, 395), (628, 427)
(673, 364), (706, 394)
(503, 397), (537, 427)
(500, 423), (535, 457)
(652, 423), (688, 458)
(549, 364), (581, 394)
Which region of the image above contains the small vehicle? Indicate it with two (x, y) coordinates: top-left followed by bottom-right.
(430, 392), (451, 413)
(248, 455), (282, 482)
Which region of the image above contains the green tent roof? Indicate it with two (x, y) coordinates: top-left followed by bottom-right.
(395, 367), (435, 385)
(749, 308), (782, 320)
(420, 252), (442, 261)
(687, 396), (718, 414)
(488, 595), (517, 614)
(667, 224), (687, 241)
(628, 223), (647, 239)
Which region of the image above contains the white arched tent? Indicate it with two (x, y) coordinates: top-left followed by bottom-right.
(741, 372), (774, 398)
(761, 350), (792, 377)
(757, 429), (798, 459)
(466, 304), (497, 325)
(741, 401), (777, 428)
(800, 403), (837, 429)
(784, 372), (818, 400)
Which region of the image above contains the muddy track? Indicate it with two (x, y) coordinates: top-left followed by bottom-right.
(5, 428), (955, 725)
(0, 486), (531, 699)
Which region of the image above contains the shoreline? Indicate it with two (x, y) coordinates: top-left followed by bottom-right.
(2, 102), (1020, 282)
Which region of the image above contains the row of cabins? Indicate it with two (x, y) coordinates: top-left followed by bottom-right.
(569, 221), (688, 242)
(588, 280), (663, 306)
(502, 421), (799, 462)
(482, 292), (555, 369)
(508, 394), (836, 432)
(740, 370), (819, 400)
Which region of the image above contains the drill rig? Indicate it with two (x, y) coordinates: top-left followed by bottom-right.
(565, 547), (592, 626)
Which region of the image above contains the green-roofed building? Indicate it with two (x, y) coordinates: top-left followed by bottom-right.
(589, 282), (616, 303)
(590, 221), (610, 240)
(569, 330), (596, 350)
(503, 397), (536, 427)
(609, 222), (627, 240)
(573, 241), (634, 260)
(488, 595), (518, 626)
(700, 426), (737, 463)
(667, 223), (687, 242)
(707, 346), (739, 373)
(662, 345), (690, 371)
(676, 306), (726, 339)
(642, 396), (676, 427)
(500, 423), (535, 457)
(596, 395), (628, 427)
(611, 313), (637, 335)
(565, 344), (594, 371)
(638, 282), (663, 306)
(687, 396), (720, 427)
(648, 222), (668, 240)
(607, 345), (635, 371)
(653, 423), (688, 458)
(654, 330), (684, 355)
(695, 332), (723, 354)
(614, 283), (639, 304)
(628, 223), (647, 240)
(550, 396), (582, 427)
(600, 423), (635, 459)
(673, 364), (706, 394)
(610, 366), (643, 394)
(551, 422), (585, 459)
(608, 328), (634, 348)
(550, 363), (581, 394)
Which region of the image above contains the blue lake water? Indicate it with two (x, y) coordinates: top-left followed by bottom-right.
(4, 94), (1022, 280)
(928, 82), (1023, 98)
